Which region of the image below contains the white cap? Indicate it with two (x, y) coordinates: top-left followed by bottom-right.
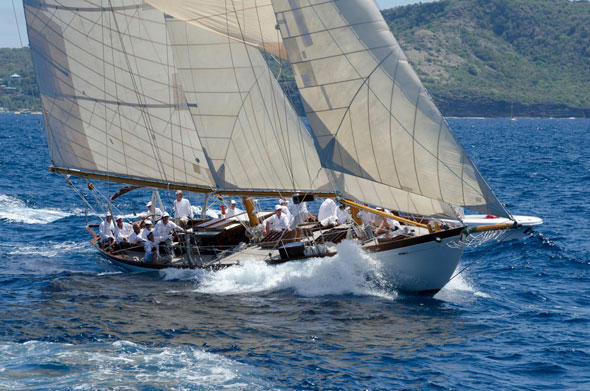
(230, 200), (236, 205)
(162, 212), (169, 217)
(105, 212), (112, 217)
(145, 219), (152, 225)
(116, 216), (123, 221)
(175, 190), (182, 195)
(146, 201), (152, 207)
(275, 205), (282, 211)
(280, 198), (287, 204)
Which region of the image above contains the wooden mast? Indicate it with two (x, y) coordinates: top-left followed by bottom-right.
(242, 197), (260, 226)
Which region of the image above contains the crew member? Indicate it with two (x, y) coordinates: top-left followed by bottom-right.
(226, 199), (240, 218)
(99, 212), (115, 248)
(144, 231), (159, 264)
(173, 190), (193, 227)
(144, 201), (162, 221)
(128, 223), (145, 247)
(154, 212), (184, 242)
(318, 197), (338, 226)
(140, 219), (153, 241)
(114, 216), (133, 247)
(264, 205), (291, 235)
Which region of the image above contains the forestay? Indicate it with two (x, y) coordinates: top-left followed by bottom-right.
(165, 16), (329, 192)
(271, 0), (509, 217)
(23, 0), (215, 188)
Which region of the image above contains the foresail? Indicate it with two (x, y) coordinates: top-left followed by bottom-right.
(165, 16), (329, 193)
(146, 0), (286, 58)
(24, 0), (215, 188)
(272, 0), (509, 217)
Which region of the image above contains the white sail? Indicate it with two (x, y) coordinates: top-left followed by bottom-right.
(146, 0), (286, 58)
(271, 0), (508, 217)
(24, 0), (215, 188)
(165, 16), (329, 192)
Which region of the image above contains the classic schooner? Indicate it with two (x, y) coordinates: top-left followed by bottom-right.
(23, 0), (540, 294)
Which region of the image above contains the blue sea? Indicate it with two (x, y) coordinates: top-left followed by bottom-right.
(0, 113), (588, 390)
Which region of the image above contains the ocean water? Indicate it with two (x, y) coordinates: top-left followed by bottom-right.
(0, 113), (588, 390)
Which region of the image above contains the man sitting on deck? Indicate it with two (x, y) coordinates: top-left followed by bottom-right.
(225, 199), (240, 218)
(128, 223), (145, 248)
(99, 212), (115, 248)
(154, 212), (184, 242)
(173, 190), (193, 228)
(114, 216), (133, 248)
(318, 197), (339, 227)
(144, 201), (162, 222)
(140, 220), (153, 241)
(264, 205), (291, 236)
(144, 231), (159, 264)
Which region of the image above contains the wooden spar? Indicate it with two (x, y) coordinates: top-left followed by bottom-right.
(242, 197), (259, 226)
(464, 222), (519, 235)
(340, 199), (429, 229)
(50, 166), (338, 198)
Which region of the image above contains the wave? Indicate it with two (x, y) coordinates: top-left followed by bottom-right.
(0, 194), (73, 224)
(0, 340), (267, 390)
(162, 240), (395, 299)
(6, 240), (93, 258)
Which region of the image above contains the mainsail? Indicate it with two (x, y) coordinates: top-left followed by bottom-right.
(24, 0), (215, 188)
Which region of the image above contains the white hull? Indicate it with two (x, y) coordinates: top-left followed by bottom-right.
(369, 235), (463, 293)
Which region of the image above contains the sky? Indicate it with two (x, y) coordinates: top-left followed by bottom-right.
(1, 0), (438, 48)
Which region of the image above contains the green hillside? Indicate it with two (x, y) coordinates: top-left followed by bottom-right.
(0, 48), (41, 112)
(383, 0), (590, 116)
(1, 0), (589, 117)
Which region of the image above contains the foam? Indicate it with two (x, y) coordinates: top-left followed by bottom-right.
(7, 241), (92, 258)
(0, 194), (72, 224)
(181, 240), (395, 299)
(436, 272), (491, 301)
(0, 340), (266, 390)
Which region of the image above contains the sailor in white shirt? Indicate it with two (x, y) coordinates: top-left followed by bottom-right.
(225, 199), (240, 218)
(264, 205), (291, 235)
(318, 197), (339, 226)
(154, 212), (184, 242)
(337, 205), (352, 224)
(144, 201), (162, 222)
(173, 190), (193, 227)
(114, 216), (133, 244)
(140, 220), (153, 241)
(128, 223), (144, 246)
(144, 230), (159, 264)
(99, 212), (115, 246)
(279, 198), (292, 225)
(291, 200), (311, 228)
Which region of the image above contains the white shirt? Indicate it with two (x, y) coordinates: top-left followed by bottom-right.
(129, 230), (144, 245)
(99, 219), (115, 240)
(140, 227), (152, 241)
(318, 198), (338, 222)
(146, 207), (162, 221)
(266, 213), (290, 232)
(337, 207), (352, 224)
(114, 222), (133, 243)
(174, 198), (193, 219)
(358, 210), (374, 226)
(291, 202), (309, 227)
(144, 239), (159, 256)
(154, 219), (182, 241)
(280, 205), (292, 222)
(226, 206), (241, 218)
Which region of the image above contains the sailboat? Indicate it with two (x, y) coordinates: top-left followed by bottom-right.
(23, 0), (540, 294)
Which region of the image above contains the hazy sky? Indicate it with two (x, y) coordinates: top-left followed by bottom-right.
(1, 0), (438, 48)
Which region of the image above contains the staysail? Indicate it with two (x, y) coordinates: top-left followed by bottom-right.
(271, 0), (509, 217)
(164, 16), (329, 193)
(24, 0), (215, 188)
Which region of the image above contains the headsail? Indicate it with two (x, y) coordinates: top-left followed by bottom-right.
(164, 16), (329, 193)
(271, 0), (509, 217)
(24, 0), (215, 188)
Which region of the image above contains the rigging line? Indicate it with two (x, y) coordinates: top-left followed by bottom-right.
(227, 1), (295, 186)
(11, 0), (24, 47)
(106, 0), (168, 182)
(102, 0), (109, 196)
(448, 237), (504, 282)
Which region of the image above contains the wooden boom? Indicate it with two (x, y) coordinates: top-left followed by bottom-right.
(50, 166), (338, 198)
(339, 199), (429, 229)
